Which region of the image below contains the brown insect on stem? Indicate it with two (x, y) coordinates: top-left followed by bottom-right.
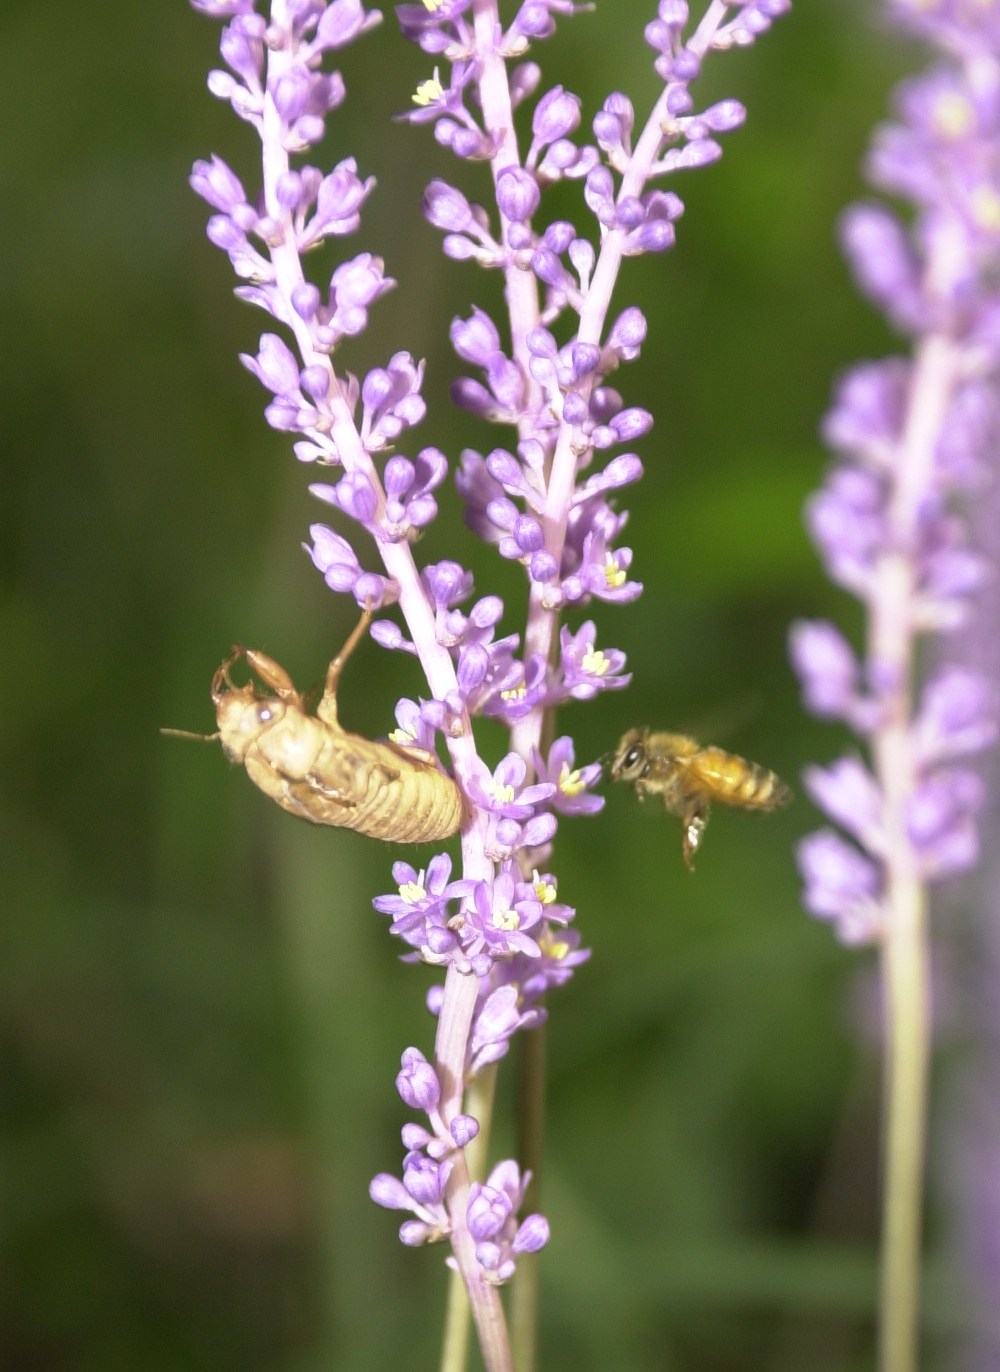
(162, 607), (465, 843)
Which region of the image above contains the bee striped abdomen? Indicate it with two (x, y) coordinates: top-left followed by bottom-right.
(692, 748), (790, 810)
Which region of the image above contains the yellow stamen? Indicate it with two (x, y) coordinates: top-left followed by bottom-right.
(413, 69), (445, 107)
(532, 870), (557, 904)
(603, 554), (626, 589)
(558, 762), (585, 797)
(493, 904), (520, 931)
(539, 928), (569, 960)
(582, 646), (611, 677)
(932, 91), (973, 140)
(971, 184), (1000, 233)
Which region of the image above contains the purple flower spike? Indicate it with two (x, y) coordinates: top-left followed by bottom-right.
(190, 0), (791, 1355)
(792, 0), (998, 957)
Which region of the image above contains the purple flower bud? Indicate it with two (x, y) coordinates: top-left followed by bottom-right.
(513, 1213), (550, 1254)
(610, 408), (654, 441)
(457, 643), (490, 693)
(370, 1173), (411, 1210)
(797, 830), (884, 945)
(190, 155), (247, 212)
(606, 307), (647, 357)
(822, 359), (908, 458)
(514, 514), (544, 553)
(300, 364), (331, 401)
(530, 246), (572, 290)
(906, 768), (985, 876)
(291, 282), (321, 320)
(804, 757), (884, 852)
(702, 99), (746, 132)
(583, 165), (616, 224)
(672, 44), (700, 81)
(569, 341), (601, 381)
(914, 668), (999, 763)
(451, 1115), (480, 1148)
(401, 1122), (432, 1150)
(806, 467), (887, 595)
(789, 619), (865, 722)
(423, 178), (474, 232)
(530, 550), (559, 584)
(451, 307), (502, 365)
(273, 65), (310, 123)
(301, 159), (374, 245)
(497, 167), (540, 223)
(467, 1184), (512, 1242)
(841, 203), (924, 330)
(242, 331), (300, 396)
(533, 86), (582, 144)
(396, 1047), (441, 1112)
(404, 1154), (450, 1207)
(316, 0), (376, 50)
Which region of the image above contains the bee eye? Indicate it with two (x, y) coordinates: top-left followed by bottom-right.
(624, 746), (644, 769)
(256, 703), (275, 725)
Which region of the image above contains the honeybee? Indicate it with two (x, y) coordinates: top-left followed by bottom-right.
(608, 728), (791, 870)
(163, 608), (465, 843)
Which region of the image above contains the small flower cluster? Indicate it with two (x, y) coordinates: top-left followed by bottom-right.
(791, 0), (1000, 944)
(370, 1048), (549, 1283)
(189, 0), (790, 1345)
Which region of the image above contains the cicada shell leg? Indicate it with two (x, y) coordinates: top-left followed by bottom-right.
(317, 605), (374, 727)
(241, 648), (302, 703)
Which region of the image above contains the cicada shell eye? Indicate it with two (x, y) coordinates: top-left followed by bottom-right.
(215, 693), (286, 762)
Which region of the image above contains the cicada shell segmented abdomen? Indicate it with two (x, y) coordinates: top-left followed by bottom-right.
(285, 732), (465, 842)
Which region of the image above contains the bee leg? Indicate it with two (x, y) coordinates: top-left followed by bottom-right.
(681, 809), (708, 871)
(317, 604), (375, 726)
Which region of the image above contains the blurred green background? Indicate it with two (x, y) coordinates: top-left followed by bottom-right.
(1, 2), (961, 1370)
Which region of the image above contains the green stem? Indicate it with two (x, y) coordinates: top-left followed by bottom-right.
(511, 1022), (547, 1372)
(439, 1066), (499, 1372)
(877, 877), (931, 1372)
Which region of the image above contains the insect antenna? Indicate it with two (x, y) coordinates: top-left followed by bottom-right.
(160, 727), (222, 743)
